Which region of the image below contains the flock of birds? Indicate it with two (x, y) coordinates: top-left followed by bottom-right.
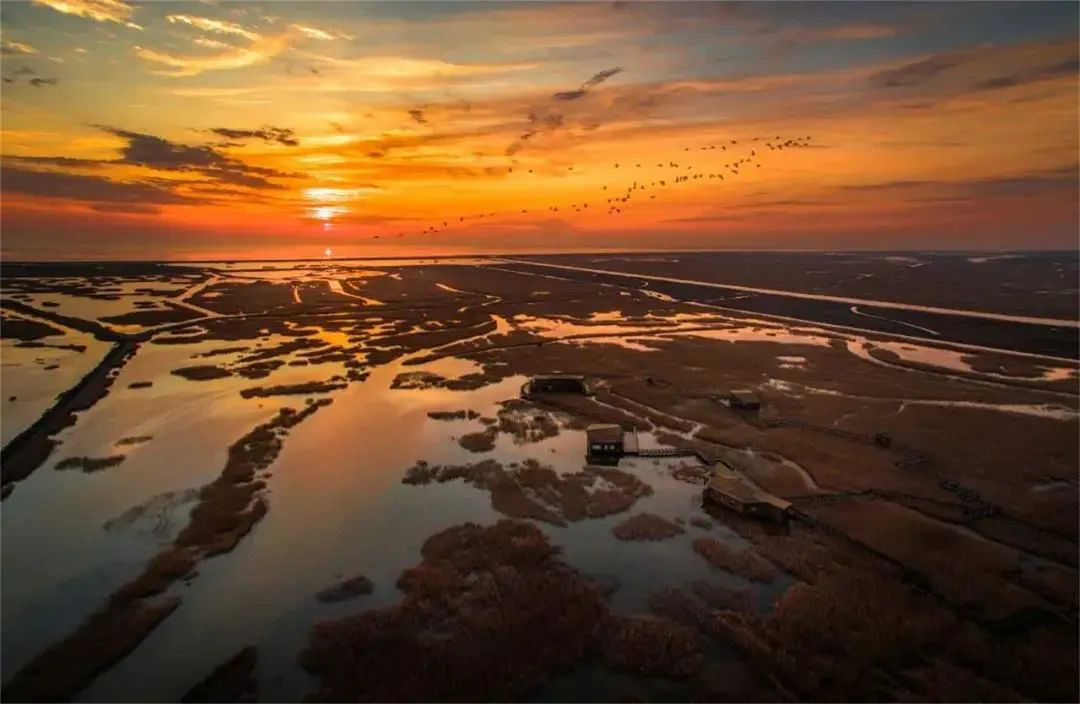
(372, 135), (814, 239)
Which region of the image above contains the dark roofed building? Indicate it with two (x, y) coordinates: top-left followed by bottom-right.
(727, 389), (761, 410)
(586, 424), (623, 458)
(527, 374), (590, 395)
(704, 467), (790, 523)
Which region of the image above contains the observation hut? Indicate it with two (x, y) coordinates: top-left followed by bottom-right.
(704, 466), (790, 523)
(726, 389), (761, 410)
(586, 424), (625, 459)
(523, 374), (590, 396)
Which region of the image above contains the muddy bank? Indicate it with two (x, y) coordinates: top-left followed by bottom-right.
(99, 303), (202, 327)
(1, 598), (181, 703)
(1, 298), (125, 341)
(172, 364), (233, 381)
(1, 339), (138, 491)
(315, 574), (374, 603)
(181, 646), (258, 703)
(0, 313), (65, 341)
(239, 380), (348, 399)
(55, 455), (125, 473)
(403, 458), (652, 526)
(3, 401), (332, 702)
(671, 460), (711, 484)
(458, 428), (497, 452)
(302, 520), (608, 700)
(427, 409), (480, 420)
(692, 538), (777, 583)
(302, 520), (705, 701)
(391, 362), (511, 392)
(495, 400), (561, 444)
(451, 402), (561, 452)
(104, 488), (201, 542)
(612, 513), (686, 541)
(116, 435), (153, 446)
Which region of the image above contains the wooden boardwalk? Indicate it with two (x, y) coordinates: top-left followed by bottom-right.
(635, 447), (696, 458)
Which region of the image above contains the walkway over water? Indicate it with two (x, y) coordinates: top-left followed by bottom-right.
(635, 447), (696, 458)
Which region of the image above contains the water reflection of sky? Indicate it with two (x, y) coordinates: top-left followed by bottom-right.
(41, 351), (784, 702)
(1, 328), (109, 445)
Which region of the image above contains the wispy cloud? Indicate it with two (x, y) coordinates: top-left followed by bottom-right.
(553, 67), (624, 101)
(842, 168), (1078, 199)
(506, 66), (628, 154)
(0, 164), (200, 206)
(291, 24), (335, 41)
(2, 66), (60, 88)
(208, 126), (299, 146)
(31, 0), (141, 29)
(166, 14), (259, 41)
(792, 23), (898, 42)
(973, 57), (1079, 92)
(310, 54), (537, 81)
(868, 55), (960, 88)
(1, 40), (38, 55)
(193, 37), (229, 50)
(134, 34), (288, 77)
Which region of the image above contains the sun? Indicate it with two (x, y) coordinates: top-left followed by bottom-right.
(324, 247), (333, 258)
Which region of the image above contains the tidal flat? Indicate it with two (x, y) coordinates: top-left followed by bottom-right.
(1, 253), (1076, 702)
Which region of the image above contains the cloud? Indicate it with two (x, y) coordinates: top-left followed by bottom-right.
(291, 24), (335, 41)
(88, 202), (163, 214)
(3, 155), (106, 168)
(31, 0), (141, 29)
(193, 37), (229, 50)
(582, 66), (623, 89)
(506, 67), (628, 154)
(842, 179), (933, 191)
(2, 67), (60, 87)
(208, 125), (299, 146)
(166, 14), (258, 40)
(0, 164), (199, 205)
(1, 40), (37, 55)
(842, 168), (1078, 199)
(344, 127), (498, 161)
(99, 126), (301, 188)
(134, 34), (288, 77)
(868, 56), (960, 88)
(972, 57), (1079, 92)
(552, 66), (623, 100)
(308, 54), (537, 83)
(791, 23), (898, 42)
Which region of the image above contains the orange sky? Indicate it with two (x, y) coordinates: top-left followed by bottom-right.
(1, 0), (1077, 260)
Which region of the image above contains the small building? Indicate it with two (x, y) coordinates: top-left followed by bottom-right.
(528, 374), (590, 395)
(586, 424), (624, 458)
(727, 389), (761, 410)
(704, 467), (790, 523)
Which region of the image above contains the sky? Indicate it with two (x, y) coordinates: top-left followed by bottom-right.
(0, 0), (1077, 261)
